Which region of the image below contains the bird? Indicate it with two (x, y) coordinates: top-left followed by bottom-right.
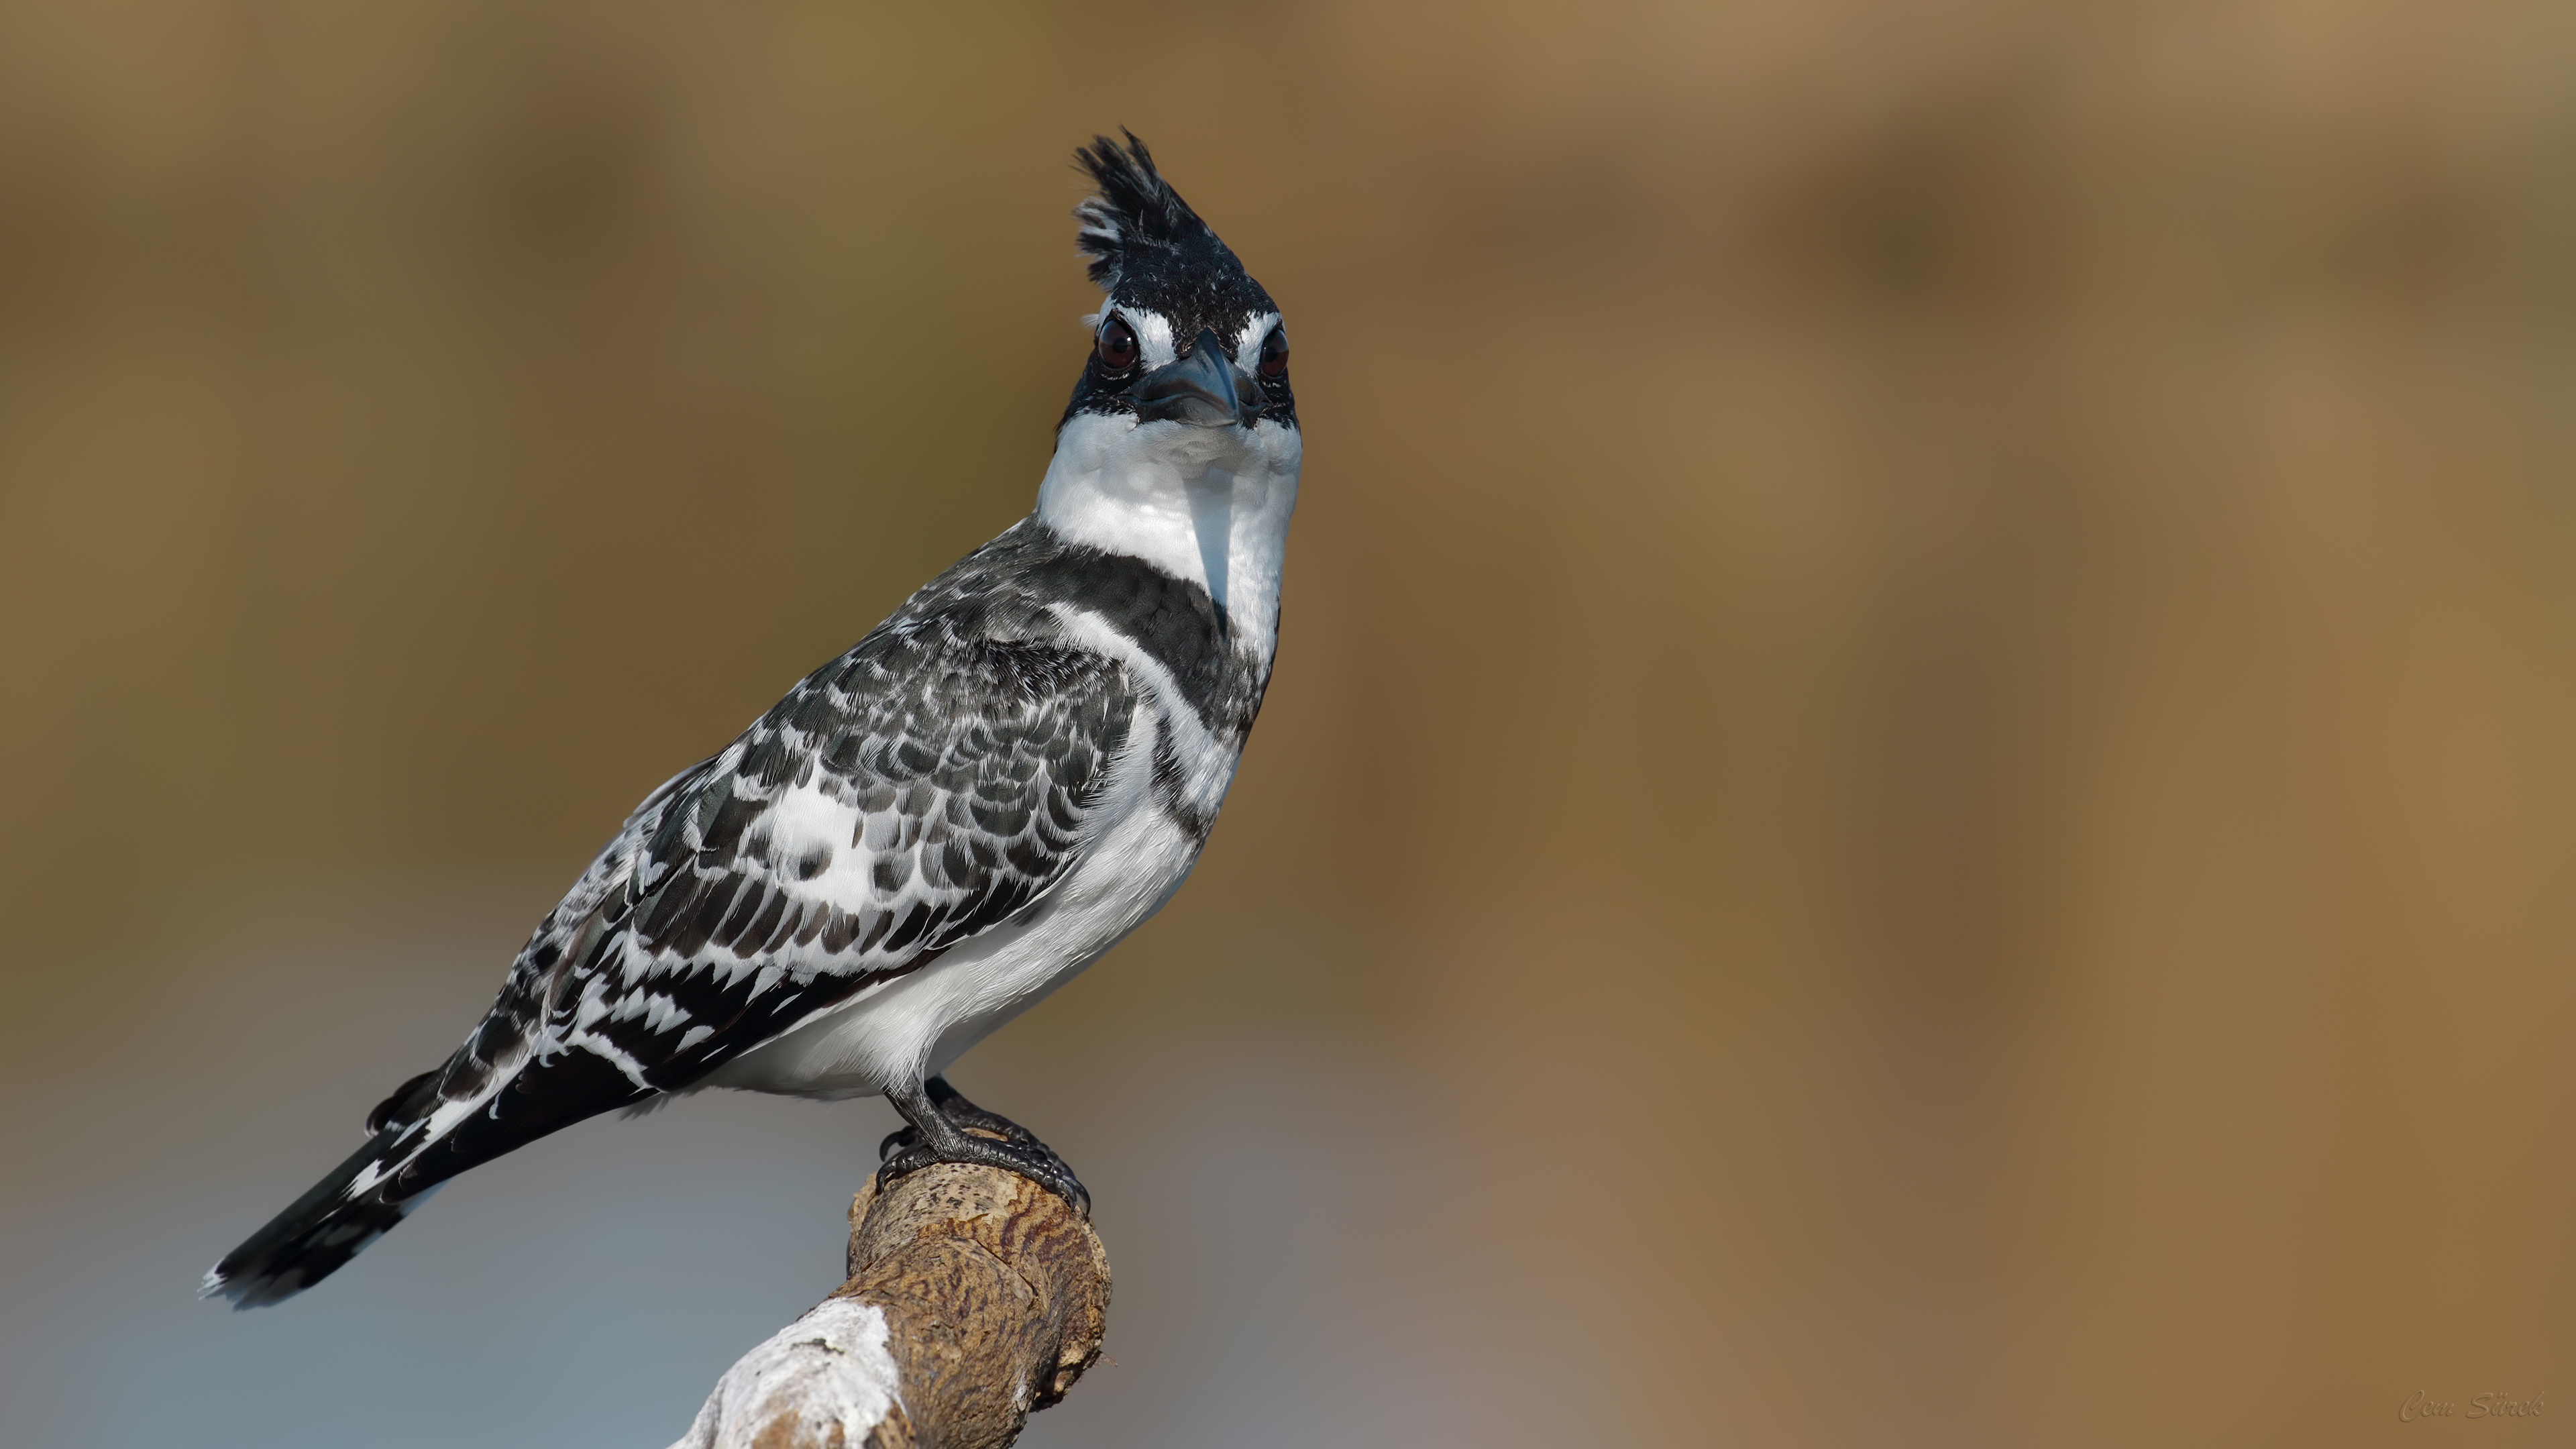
(204, 131), (1299, 1308)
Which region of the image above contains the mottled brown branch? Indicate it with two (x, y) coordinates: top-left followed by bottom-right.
(672, 1165), (1110, 1449)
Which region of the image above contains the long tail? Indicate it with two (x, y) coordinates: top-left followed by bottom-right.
(199, 1125), (443, 1309)
(203, 1043), (654, 1307)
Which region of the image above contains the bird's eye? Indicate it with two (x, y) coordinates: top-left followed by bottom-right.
(1258, 325), (1289, 380)
(1097, 317), (1140, 371)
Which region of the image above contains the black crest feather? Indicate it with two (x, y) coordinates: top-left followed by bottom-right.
(1073, 131), (1232, 291)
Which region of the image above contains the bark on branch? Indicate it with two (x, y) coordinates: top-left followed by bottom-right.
(672, 1165), (1110, 1449)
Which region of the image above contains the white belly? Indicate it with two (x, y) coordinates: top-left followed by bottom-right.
(698, 775), (1204, 1100)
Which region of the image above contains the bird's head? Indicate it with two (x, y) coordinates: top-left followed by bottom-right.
(1037, 133), (1299, 635)
(1061, 132), (1295, 439)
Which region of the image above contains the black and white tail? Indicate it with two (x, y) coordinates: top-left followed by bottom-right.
(199, 1124), (441, 1309)
(203, 1040), (653, 1307)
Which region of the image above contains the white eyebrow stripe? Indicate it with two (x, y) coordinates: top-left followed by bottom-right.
(1110, 307), (1178, 368)
(1083, 306), (1277, 373)
(1232, 311), (1282, 372)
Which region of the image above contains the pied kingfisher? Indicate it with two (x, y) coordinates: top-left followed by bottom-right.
(207, 132), (1299, 1307)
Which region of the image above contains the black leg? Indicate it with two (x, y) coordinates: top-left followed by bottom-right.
(878, 1074), (1090, 1216)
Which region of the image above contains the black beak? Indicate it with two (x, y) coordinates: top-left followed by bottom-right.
(1134, 329), (1257, 428)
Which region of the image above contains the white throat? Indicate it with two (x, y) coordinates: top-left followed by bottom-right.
(1034, 412), (1302, 659)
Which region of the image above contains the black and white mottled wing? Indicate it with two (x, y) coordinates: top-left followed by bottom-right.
(401, 633), (1136, 1177)
(205, 623), (1135, 1305)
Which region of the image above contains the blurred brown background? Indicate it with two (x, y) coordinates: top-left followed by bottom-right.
(2, 1), (2571, 1446)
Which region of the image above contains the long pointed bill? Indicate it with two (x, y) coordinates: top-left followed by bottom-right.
(1134, 328), (1258, 428)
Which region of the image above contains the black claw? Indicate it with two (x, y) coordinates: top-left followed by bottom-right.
(877, 1134), (1090, 1216)
(876, 1076), (1090, 1216)
(925, 1075), (1043, 1146)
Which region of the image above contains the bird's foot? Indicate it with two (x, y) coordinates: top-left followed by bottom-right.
(878, 1076), (1091, 1217)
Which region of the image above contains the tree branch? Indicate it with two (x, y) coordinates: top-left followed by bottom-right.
(672, 1164), (1110, 1449)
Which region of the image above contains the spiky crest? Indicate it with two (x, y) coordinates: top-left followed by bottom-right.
(1073, 131), (1234, 292)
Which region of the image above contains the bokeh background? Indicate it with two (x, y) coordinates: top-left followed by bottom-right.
(3, 2), (2571, 1445)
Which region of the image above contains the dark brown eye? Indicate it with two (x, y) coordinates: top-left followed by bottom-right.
(1258, 325), (1289, 379)
(1097, 316), (1140, 370)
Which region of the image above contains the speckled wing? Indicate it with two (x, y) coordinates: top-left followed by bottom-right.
(368, 631), (1138, 1197)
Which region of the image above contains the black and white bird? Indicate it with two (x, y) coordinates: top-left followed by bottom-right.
(205, 133), (1299, 1307)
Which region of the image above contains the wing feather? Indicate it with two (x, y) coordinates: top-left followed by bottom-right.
(368, 627), (1136, 1201)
